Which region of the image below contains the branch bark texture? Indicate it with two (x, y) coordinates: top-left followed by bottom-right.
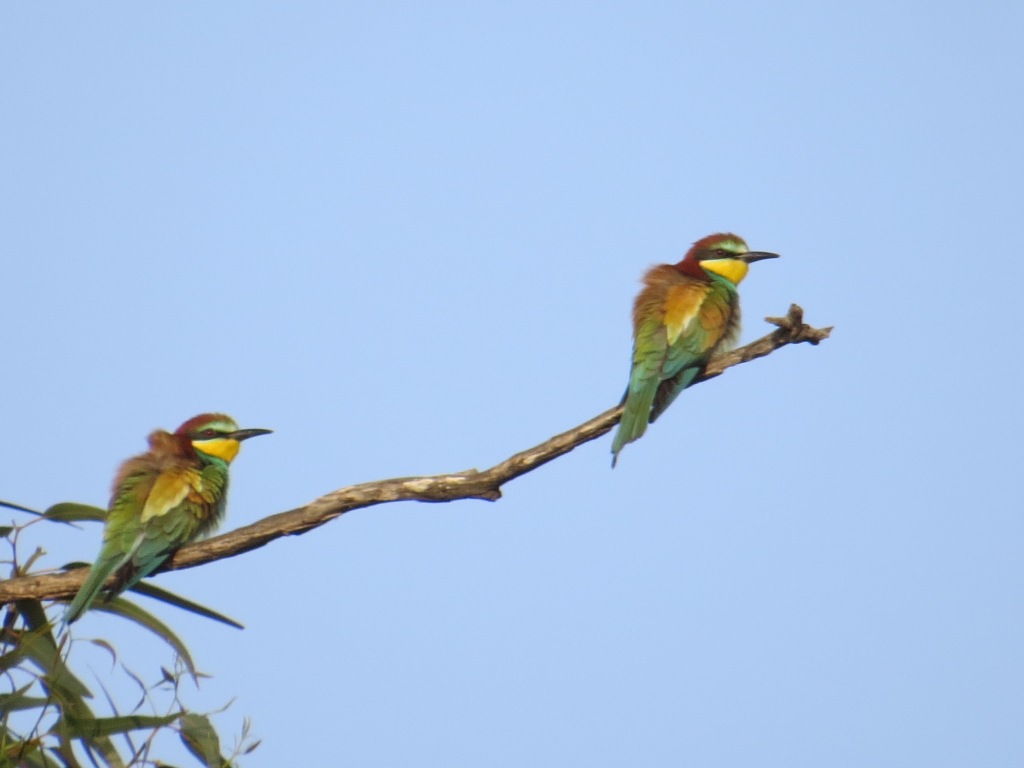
(0, 305), (831, 605)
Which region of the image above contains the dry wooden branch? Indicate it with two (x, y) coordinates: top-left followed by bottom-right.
(0, 304), (831, 605)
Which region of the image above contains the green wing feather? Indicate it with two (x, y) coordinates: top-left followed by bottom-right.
(650, 284), (739, 422)
(612, 279), (738, 465)
(612, 312), (667, 465)
(647, 317), (718, 423)
(648, 366), (702, 424)
(64, 464), (228, 624)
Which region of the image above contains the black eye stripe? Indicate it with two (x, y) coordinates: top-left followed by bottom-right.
(697, 247), (735, 261)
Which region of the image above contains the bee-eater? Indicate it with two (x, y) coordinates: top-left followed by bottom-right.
(610, 233), (779, 466)
(63, 413), (271, 624)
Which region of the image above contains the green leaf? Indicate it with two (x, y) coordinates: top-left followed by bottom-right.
(8, 601), (91, 704)
(10, 605), (127, 768)
(42, 503), (108, 524)
(16, 630), (94, 703)
(0, 526), (13, 538)
(86, 638), (118, 668)
(0, 644), (26, 675)
(8, 601), (95, 705)
(130, 582), (245, 630)
(64, 712), (181, 739)
(93, 598), (197, 679)
(16, 598), (54, 636)
(1, 739), (51, 768)
(178, 713), (226, 768)
(0, 683), (49, 713)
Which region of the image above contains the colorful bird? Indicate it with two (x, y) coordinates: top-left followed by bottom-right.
(64, 413), (271, 623)
(611, 233), (778, 466)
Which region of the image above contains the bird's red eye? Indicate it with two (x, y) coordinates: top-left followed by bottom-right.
(198, 429), (219, 439)
(714, 248), (727, 257)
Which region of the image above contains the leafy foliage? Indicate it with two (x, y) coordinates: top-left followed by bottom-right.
(0, 507), (258, 767)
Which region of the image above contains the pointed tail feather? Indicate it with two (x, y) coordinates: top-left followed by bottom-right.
(611, 383), (659, 466)
(63, 551), (130, 624)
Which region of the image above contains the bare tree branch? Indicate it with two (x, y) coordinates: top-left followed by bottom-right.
(0, 305), (831, 605)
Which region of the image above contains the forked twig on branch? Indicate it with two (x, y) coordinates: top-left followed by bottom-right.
(0, 304), (831, 605)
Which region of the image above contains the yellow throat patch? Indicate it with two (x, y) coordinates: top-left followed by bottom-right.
(700, 258), (749, 285)
(192, 437), (241, 463)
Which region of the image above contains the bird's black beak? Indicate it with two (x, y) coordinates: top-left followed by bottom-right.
(741, 251), (780, 263)
(229, 428), (273, 442)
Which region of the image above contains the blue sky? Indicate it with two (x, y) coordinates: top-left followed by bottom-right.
(3, 2), (1023, 765)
